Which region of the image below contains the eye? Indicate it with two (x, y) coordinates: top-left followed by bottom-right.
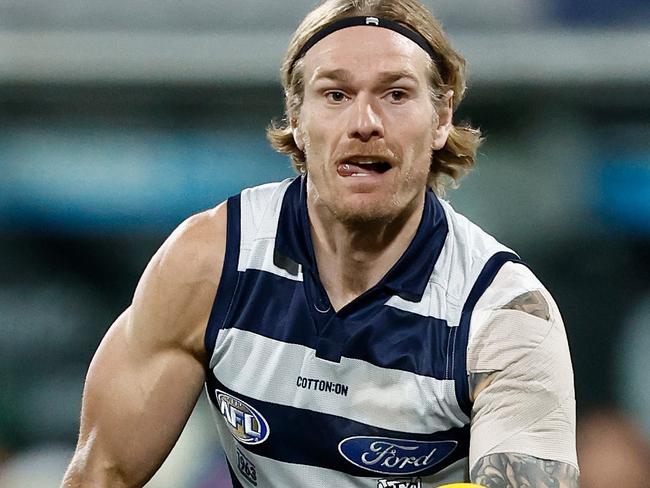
(388, 90), (407, 103)
(325, 91), (348, 103)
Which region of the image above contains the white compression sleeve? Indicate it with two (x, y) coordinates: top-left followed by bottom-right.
(467, 262), (578, 473)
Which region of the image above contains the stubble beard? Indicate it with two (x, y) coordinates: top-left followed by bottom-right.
(303, 135), (431, 228)
(309, 164), (429, 229)
(330, 195), (401, 227)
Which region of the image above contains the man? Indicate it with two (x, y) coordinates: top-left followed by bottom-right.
(62, 1), (578, 486)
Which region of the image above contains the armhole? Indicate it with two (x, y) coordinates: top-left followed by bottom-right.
(454, 251), (524, 416)
(204, 194), (242, 357)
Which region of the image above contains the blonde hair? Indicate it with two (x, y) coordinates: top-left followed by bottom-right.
(267, 0), (482, 194)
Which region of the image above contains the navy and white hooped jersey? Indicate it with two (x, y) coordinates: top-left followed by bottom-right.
(204, 176), (521, 487)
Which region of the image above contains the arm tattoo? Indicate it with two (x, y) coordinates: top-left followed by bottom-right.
(501, 290), (550, 321)
(471, 452), (578, 488)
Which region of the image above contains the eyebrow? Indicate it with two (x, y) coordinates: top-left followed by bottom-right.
(377, 70), (419, 85)
(311, 68), (353, 84)
(310, 68), (419, 85)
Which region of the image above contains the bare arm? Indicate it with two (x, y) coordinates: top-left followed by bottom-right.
(62, 203), (227, 487)
(471, 452), (579, 488)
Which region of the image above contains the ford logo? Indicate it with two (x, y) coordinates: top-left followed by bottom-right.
(215, 390), (270, 445)
(338, 436), (456, 475)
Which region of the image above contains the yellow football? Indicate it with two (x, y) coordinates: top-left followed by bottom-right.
(437, 484), (486, 488)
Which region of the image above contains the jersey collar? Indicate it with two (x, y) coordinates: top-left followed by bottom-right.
(274, 175), (448, 302)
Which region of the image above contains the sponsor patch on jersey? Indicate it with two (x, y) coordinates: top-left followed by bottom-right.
(377, 477), (421, 488)
(296, 375), (349, 396)
(339, 436), (457, 475)
(215, 390), (270, 445)
(236, 447), (258, 486)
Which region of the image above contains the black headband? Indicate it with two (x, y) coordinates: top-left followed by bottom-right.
(293, 16), (441, 70)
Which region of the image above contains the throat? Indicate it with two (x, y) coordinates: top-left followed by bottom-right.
(314, 237), (404, 311)
(307, 180), (427, 310)
(320, 266), (379, 312)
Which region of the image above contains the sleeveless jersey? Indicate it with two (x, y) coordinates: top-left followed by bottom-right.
(204, 176), (520, 487)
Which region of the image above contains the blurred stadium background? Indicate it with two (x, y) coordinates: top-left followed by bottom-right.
(1, 0), (649, 486)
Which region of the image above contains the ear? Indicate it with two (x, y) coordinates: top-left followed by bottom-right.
(431, 90), (454, 150)
(290, 117), (305, 151)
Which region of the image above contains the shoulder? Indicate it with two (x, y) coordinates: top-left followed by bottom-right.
(467, 259), (570, 361)
(467, 262), (567, 372)
(129, 202), (228, 359)
(473, 262), (554, 317)
(155, 202), (228, 282)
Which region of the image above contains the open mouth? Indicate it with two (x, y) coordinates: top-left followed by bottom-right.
(337, 160), (392, 177)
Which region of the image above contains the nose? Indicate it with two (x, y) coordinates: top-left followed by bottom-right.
(347, 94), (384, 142)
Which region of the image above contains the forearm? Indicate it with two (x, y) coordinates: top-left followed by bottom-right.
(61, 418), (158, 488)
(471, 452), (579, 488)
(61, 313), (206, 487)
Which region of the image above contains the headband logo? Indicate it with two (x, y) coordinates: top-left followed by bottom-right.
(365, 16), (380, 26)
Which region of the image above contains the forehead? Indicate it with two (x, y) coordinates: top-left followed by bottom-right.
(301, 25), (430, 83)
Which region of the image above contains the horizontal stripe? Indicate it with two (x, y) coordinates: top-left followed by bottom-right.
(220, 268), (455, 380)
(206, 378), (470, 478)
(220, 441), (469, 488)
(210, 328), (468, 433)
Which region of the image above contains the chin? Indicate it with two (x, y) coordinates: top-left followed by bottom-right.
(329, 194), (402, 226)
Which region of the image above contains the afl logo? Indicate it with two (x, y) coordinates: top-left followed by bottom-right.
(215, 390), (270, 445)
(338, 436), (456, 475)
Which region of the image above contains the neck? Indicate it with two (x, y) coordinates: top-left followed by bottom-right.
(307, 188), (426, 311)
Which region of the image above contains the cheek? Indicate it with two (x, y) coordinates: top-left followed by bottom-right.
(400, 124), (434, 168)
(301, 127), (330, 179)
(390, 105), (436, 153)
(302, 120), (340, 167)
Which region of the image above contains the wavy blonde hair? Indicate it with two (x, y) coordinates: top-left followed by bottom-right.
(267, 0), (482, 194)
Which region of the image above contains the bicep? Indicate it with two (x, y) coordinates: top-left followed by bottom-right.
(71, 307), (206, 486)
(471, 452), (578, 488)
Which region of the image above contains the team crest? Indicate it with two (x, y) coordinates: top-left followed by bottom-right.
(215, 390), (270, 445)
